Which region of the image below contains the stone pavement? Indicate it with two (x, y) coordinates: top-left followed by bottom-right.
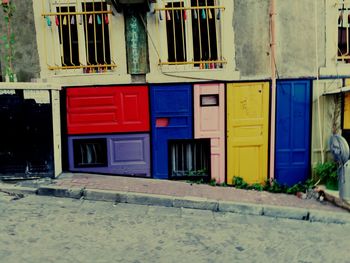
(2, 172), (350, 224)
(1, 194), (350, 263)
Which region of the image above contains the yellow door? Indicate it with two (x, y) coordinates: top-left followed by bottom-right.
(344, 79), (350, 129)
(227, 82), (269, 185)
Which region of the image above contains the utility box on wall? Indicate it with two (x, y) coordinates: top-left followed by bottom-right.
(194, 83), (225, 183)
(68, 133), (151, 177)
(151, 84), (193, 179)
(66, 86), (150, 135)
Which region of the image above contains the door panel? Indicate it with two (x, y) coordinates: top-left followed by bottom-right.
(194, 83), (225, 183)
(275, 80), (311, 186)
(68, 133), (150, 177)
(151, 84), (193, 179)
(343, 87), (350, 129)
(66, 86), (149, 134)
(227, 82), (269, 185)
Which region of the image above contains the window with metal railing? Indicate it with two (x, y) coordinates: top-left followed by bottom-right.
(338, 1), (350, 63)
(41, 0), (116, 72)
(169, 139), (211, 180)
(155, 0), (225, 69)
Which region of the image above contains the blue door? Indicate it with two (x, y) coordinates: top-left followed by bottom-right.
(275, 80), (311, 186)
(151, 84), (193, 179)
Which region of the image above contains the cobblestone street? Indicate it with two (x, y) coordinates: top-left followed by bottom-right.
(1, 192), (350, 263)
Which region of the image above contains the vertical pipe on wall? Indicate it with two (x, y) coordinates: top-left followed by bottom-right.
(315, 0), (325, 164)
(269, 0), (276, 182)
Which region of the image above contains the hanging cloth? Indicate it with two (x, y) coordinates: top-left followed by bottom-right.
(166, 10), (171, 21)
(159, 10), (163, 20)
(183, 10), (187, 20)
(45, 16), (52, 27)
(201, 9), (206, 19)
(62, 16), (67, 25)
(71, 16), (75, 25)
(55, 15), (59, 26)
(97, 15), (102, 25)
(105, 14), (109, 24)
(88, 15), (93, 24)
(193, 10), (197, 19)
(208, 9), (212, 19)
(217, 9), (221, 20)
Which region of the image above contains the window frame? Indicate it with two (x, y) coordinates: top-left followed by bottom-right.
(322, 0), (350, 75)
(154, 0), (225, 71)
(45, 0), (116, 73)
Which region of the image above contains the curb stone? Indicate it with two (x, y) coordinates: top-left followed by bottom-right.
(37, 186), (83, 199)
(125, 192), (174, 207)
(84, 189), (127, 202)
(218, 201), (263, 216)
(1, 183), (349, 224)
(263, 205), (309, 220)
(308, 210), (350, 224)
(173, 196), (219, 211)
(0, 184), (37, 195)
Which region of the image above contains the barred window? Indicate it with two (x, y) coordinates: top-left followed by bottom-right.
(56, 6), (79, 67)
(155, 0), (225, 69)
(338, 1), (350, 63)
(166, 2), (187, 62)
(41, 0), (116, 72)
(82, 2), (111, 67)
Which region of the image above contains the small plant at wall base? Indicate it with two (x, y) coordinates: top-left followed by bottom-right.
(314, 161), (338, 190)
(1, 0), (16, 82)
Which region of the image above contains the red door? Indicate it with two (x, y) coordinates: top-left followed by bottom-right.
(66, 86), (150, 134)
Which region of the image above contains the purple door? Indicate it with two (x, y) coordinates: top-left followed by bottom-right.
(108, 134), (150, 176)
(68, 133), (150, 177)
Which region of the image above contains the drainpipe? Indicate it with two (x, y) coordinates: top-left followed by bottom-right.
(314, 0), (324, 164)
(269, 0), (276, 182)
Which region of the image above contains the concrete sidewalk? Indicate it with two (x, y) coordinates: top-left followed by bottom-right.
(1, 172), (350, 224)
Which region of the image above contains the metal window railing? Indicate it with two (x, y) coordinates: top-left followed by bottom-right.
(169, 139), (210, 178)
(41, 0), (116, 72)
(155, 0), (226, 69)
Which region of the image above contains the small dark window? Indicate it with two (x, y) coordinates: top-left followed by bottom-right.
(200, 94), (219, 107)
(169, 139), (210, 181)
(82, 2), (111, 66)
(56, 6), (79, 67)
(166, 2), (187, 62)
(73, 138), (107, 168)
(338, 8), (350, 63)
(191, 0), (218, 65)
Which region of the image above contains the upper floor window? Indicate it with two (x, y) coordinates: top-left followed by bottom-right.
(155, 0), (225, 70)
(41, 0), (115, 73)
(338, 1), (350, 63)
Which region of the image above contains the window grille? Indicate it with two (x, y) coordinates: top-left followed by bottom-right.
(41, 0), (116, 72)
(73, 138), (108, 167)
(169, 139), (211, 180)
(338, 1), (350, 63)
(155, 0), (226, 69)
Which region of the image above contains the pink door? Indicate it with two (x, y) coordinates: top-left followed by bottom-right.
(194, 83), (225, 183)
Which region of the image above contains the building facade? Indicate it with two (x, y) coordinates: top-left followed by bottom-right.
(1, 0), (349, 186)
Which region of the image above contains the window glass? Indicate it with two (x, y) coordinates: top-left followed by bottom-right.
(82, 2), (111, 66)
(56, 6), (79, 67)
(191, 0), (218, 65)
(165, 2), (187, 62)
